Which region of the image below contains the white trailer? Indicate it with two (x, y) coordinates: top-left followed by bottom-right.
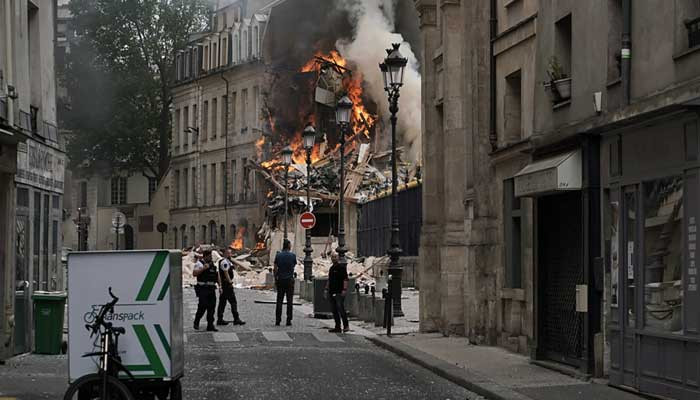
(67, 250), (184, 385)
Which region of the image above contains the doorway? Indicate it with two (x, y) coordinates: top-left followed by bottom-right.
(537, 191), (584, 366)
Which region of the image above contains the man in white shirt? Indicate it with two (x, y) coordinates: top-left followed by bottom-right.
(217, 247), (245, 326)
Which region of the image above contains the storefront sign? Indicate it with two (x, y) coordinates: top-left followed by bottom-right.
(16, 139), (65, 193)
(513, 150), (582, 197)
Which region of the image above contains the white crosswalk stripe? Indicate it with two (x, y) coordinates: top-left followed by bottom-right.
(213, 332), (240, 342)
(312, 332), (344, 343)
(262, 331), (292, 342)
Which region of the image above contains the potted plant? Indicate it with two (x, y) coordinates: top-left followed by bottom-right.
(545, 56), (571, 102)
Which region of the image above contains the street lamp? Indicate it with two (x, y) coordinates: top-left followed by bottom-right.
(302, 125), (316, 281)
(380, 43), (407, 317)
(335, 95), (353, 274)
(281, 145), (293, 241)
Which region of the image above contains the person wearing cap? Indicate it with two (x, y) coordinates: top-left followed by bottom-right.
(325, 252), (350, 333)
(273, 239), (296, 326)
(217, 247), (246, 326)
(192, 249), (220, 331)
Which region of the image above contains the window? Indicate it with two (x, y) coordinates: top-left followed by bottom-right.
(242, 30), (247, 60)
(192, 104), (198, 144)
(643, 176), (683, 333)
(504, 179), (522, 288)
(52, 195), (59, 209)
(253, 26), (259, 57)
(220, 225), (226, 244)
(248, 26), (253, 58)
(221, 162), (227, 205)
(201, 225), (207, 244)
(111, 177), (127, 205)
(232, 92), (237, 134)
(607, 0), (622, 82)
(221, 95), (228, 137)
(624, 189), (637, 328)
(183, 168), (189, 206)
(213, 42), (218, 68)
(212, 98), (218, 139)
(17, 188), (29, 207)
(209, 221), (217, 243)
(253, 86), (259, 128)
(181, 225), (186, 249)
(80, 181), (87, 208)
(189, 226), (196, 247)
(234, 33), (239, 63)
(202, 165), (208, 206)
(174, 170), (180, 207)
(555, 14), (572, 79)
(242, 89), (248, 132)
(183, 106), (189, 151)
(202, 101), (209, 141)
(242, 157), (248, 200)
(173, 228), (178, 249)
(677, 0), (700, 51)
(204, 45), (209, 70)
(148, 177), (157, 200)
(232, 159), (238, 202)
(174, 109), (181, 151)
(503, 70), (522, 144)
(191, 167), (196, 206)
(211, 163), (217, 205)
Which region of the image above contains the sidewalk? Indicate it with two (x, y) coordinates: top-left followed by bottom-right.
(369, 333), (648, 400)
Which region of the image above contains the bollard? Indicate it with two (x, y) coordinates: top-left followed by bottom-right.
(347, 288), (359, 317)
(385, 275), (393, 336)
(374, 297), (385, 327)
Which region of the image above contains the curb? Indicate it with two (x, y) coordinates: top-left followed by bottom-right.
(367, 336), (533, 400)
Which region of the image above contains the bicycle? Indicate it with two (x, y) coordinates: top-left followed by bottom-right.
(63, 287), (135, 400)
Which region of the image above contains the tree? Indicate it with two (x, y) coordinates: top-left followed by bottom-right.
(63, 0), (210, 177)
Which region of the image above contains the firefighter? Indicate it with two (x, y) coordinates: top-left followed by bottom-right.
(193, 249), (219, 332)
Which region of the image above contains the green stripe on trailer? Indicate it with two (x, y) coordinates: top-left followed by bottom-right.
(125, 365), (154, 372)
(154, 324), (171, 358)
(136, 251), (168, 301)
(132, 325), (167, 377)
(157, 274), (170, 301)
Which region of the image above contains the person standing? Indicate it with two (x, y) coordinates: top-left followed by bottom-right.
(193, 249), (219, 332)
(326, 252), (349, 333)
(273, 239), (296, 326)
(217, 247), (246, 326)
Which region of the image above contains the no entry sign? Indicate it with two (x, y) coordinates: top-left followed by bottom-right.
(300, 212), (316, 230)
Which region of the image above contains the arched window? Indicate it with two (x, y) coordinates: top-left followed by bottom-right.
(220, 225), (226, 245)
(173, 228), (178, 249)
(180, 225), (186, 249)
(190, 226), (196, 247)
(209, 220), (217, 243)
(230, 224), (236, 242)
(201, 225), (207, 244)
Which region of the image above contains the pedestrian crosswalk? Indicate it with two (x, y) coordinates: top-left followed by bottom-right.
(262, 331), (292, 342)
(184, 331), (351, 346)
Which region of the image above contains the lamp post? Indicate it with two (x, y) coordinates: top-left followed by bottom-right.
(281, 145), (293, 241)
(380, 43), (408, 317)
(335, 96), (353, 273)
(302, 125), (316, 281)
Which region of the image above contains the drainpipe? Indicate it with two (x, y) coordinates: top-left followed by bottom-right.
(220, 72), (229, 232)
(4, 0), (14, 126)
(489, 0), (498, 151)
(621, 0), (631, 105)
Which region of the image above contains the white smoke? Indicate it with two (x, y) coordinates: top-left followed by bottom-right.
(336, 0), (422, 162)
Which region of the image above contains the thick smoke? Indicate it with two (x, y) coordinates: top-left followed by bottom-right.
(335, 0), (422, 161)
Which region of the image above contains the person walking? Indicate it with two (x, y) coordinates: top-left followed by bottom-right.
(217, 247), (246, 326)
(273, 239), (296, 326)
(326, 252), (349, 333)
(193, 249), (220, 332)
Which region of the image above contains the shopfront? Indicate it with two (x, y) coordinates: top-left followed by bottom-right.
(605, 112), (700, 399)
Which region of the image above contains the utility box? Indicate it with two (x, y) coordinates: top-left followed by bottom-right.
(67, 250), (183, 382)
(313, 277), (333, 318)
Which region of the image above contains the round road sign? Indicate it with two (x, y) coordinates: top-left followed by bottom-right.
(300, 212), (316, 230)
(111, 211), (127, 228)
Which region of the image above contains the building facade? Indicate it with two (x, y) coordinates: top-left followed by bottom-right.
(416, 0), (700, 397)
(1, 0), (65, 359)
(170, 1), (269, 250)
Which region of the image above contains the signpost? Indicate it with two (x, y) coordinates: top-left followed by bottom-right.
(112, 211), (126, 250)
(300, 212), (316, 230)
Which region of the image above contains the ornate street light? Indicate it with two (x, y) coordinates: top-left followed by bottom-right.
(335, 95), (353, 272)
(302, 125), (316, 281)
(281, 145), (293, 240)
(379, 43), (407, 317)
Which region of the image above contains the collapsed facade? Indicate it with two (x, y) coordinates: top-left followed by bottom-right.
(415, 0), (700, 398)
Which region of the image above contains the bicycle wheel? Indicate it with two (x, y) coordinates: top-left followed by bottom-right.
(63, 373), (135, 400)
(170, 380), (182, 400)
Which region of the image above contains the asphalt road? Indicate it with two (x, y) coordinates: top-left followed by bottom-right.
(0, 288), (483, 400)
(182, 288), (482, 400)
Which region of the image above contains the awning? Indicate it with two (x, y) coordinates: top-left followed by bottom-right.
(514, 150), (582, 197)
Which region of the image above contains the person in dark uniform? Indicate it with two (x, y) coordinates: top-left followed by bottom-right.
(193, 249), (219, 332)
(273, 239), (296, 326)
(326, 252), (349, 333)
(217, 247), (246, 326)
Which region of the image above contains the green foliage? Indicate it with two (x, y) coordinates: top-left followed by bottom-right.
(546, 56), (568, 81)
(63, 0), (210, 176)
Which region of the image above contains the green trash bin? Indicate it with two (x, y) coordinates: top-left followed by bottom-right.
(32, 291), (67, 354)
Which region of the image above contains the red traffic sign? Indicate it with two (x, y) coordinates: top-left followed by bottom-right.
(300, 212), (316, 230)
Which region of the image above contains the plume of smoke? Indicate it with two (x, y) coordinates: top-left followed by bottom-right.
(336, 0), (422, 162)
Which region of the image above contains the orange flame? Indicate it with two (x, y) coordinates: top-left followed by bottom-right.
(255, 241), (266, 251)
(230, 227), (247, 250)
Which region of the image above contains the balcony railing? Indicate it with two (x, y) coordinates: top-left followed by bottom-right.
(686, 17), (700, 49)
(0, 99), (7, 122)
(18, 109), (31, 132)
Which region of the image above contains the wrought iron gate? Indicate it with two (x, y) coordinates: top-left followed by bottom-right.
(538, 192), (584, 366)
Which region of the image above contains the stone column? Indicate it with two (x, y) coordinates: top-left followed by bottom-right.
(414, 0), (442, 333)
(438, 0), (467, 335)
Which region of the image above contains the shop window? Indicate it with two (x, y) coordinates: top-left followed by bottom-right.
(607, 190), (621, 323)
(643, 176), (684, 333)
(33, 192), (41, 291)
(624, 190), (637, 328)
(609, 135), (622, 177)
(43, 194), (49, 291)
(504, 179), (522, 288)
(17, 188), (29, 207)
(110, 177), (127, 205)
(503, 70), (522, 145)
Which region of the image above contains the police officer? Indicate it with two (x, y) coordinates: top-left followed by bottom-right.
(193, 249), (219, 332)
(217, 247), (246, 326)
